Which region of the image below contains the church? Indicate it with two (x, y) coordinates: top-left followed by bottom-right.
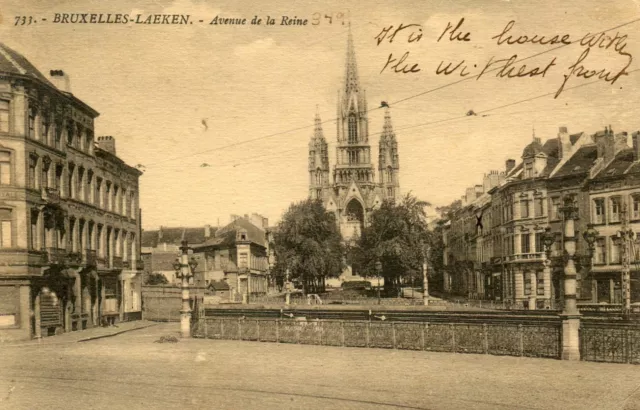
(308, 28), (401, 276)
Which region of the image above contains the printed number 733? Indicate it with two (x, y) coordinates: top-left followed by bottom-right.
(15, 16), (35, 25)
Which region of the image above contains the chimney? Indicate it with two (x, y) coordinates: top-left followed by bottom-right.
(204, 224), (211, 238)
(633, 131), (640, 161)
(505, 159), (516, 174)
(96, 136), (116, 155)
(49, 70), (72, 93)
(557, 126), (571, 159)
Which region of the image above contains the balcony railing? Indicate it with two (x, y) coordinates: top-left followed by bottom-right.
(66, 251), (83, 265)
(45, 247), (67, 265)
(112, 256), (123, 269)
(122, 260), (130, 269)
(97, 257), (107, 268)
(507, 252), (545, 262)
(85, 249), (97, 266)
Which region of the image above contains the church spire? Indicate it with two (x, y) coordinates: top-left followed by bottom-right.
(380, 107), (395, 142)
(313, 104), (324, 141)
(378, 107), (400, 199)
(309, 106), (330, 200)
(344, 24), (360, 94)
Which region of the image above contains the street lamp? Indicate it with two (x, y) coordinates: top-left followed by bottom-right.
(582, 223), (599, 304)
(174, 240), (197, 338)
(559, 196), (580, 360)
(375, 260), (382, 305)
(541, 227), (557, 309)
(614, 227), (635, 317)
(422, 245), (430, 306)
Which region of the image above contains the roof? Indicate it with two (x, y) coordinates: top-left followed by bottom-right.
(0, 43), (99, 117)
(0, 42), (54, 86)
(522, 138), (544, 158)
(596, 148), (635, 179)
(551, 145), (598, 178)
(141, 226), (217, 248)
(195, 217), (267, 250)
(209, 280), (230, 290)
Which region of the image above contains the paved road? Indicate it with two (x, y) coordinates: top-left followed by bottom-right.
(1, 323), (639, 410)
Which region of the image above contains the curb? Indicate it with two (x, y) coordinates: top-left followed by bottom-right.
(77, 323), (158, 342)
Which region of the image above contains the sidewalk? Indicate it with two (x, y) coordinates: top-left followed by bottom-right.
(2, 320), (158, 347)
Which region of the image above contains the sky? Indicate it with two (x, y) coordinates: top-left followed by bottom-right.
(3, 0), (640, 230)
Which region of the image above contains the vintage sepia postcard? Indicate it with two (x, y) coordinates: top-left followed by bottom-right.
(1, 0), (640, 409)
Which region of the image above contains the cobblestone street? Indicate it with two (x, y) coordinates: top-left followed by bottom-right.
(1, 323), (639, 409)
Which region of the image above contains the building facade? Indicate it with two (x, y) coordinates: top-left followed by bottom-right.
(308, 29), (400, 244)
(443, 126), (640, 312)
(192, 215), (271, 302)
(0, 43), (143, 341)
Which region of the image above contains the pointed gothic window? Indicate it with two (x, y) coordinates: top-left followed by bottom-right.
(316, 169), (322, 185)
(348, 114), (358, 143)
(386, 166), (393, 183)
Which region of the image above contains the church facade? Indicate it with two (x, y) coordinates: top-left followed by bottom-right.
(308, 29), (400, 253)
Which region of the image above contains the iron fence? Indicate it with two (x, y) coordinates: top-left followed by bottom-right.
(192, 316), (561, 359)
(580, 322), (640, 364)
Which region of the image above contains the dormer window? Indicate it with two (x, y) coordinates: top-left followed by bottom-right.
(524, 161), (534, 178)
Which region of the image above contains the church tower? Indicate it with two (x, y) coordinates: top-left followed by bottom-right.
(333, 27), (375, 192)
(378, 107), (400, 200)
(308, 107), (330, 200)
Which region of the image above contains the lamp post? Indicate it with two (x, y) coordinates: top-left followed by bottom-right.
(422, 245), (430, 306)
(559, 196), (580, 360)
(541, 227), (556, 309)
(173, 240), (198, 338)
(285, 268), (291, 306)
(582, 224), (599, 304)
(375, 260), (382, 305)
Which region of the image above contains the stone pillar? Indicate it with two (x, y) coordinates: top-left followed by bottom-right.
(34, 291), (41, 338)
(515, 269), (524, 302)
(543, 266), (551, 309)
(74, 275), (82, 315)
(560, 198), (581, 361)
(529, 271), (537, 310)
(19, 285), (31, 337)
(609, 279), (615, 304)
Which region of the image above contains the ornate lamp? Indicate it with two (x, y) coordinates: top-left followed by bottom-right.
(542, 227), (556, 255)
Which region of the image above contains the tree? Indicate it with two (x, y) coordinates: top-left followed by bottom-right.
(351, 193), (433, 293)
(272, 199), (345, 294)
(146, 273), (169, 285)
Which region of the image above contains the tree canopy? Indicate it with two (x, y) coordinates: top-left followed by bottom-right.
(350, 193), (434, 291)
(272, 199), (345, 294)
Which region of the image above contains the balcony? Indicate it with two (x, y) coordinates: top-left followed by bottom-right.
(41, 187), (61, 204)
(112, 256), (123, 269)
(66, 251), (83, 266)
(507, 252), (545, 263)
(84, 249), (97, 266)
(96, 257), (107, 268)
(45, 247), (67, 265)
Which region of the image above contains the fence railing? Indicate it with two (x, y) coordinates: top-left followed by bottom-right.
(580, 321), (640, 364)
(192, 316), (562, 359)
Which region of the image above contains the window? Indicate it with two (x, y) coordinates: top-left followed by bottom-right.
(610, 237), (621, 264)
(521, 233), (530, 254)
(595, 238), (606, 264)
(348, 114), (358, 143)
(537, 278), (545, 296)
(535, 232), (543, 253)
(520, 200), (529, 219)
(524, 272), (532, 295)
(535, 198), (544, 217)
(387, 187), (393, 197)
(28, 156), (37, 189)
(0, 209), (12, 248)
(41, 112), (50, 142)
(239, 252), (248, 268)
(0, 152), (10, 185)
(315, 169), (322, 185)
(54, 120), (62, 149)
(66, 122), (74, 146)
(610, 197), (621, 223)
(633, 196), (640, 220)
(550, 197), (561, 220)
(386, 166), (393, 183)
(316, 188), (321, 199)
(593, 198), (605, 224)
(28, 106), (36, 138)
(0, 100), (9, 133)
(30, 209), (38, 250)
(524, 161), (534, 178)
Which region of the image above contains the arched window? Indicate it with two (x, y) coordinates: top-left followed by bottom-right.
(316, 168), (322, 185)
(386, 166), (393, 183)
(348, 114), (358, 143)
(28, 106), (37, 138)
(345, 199), (364, 225)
